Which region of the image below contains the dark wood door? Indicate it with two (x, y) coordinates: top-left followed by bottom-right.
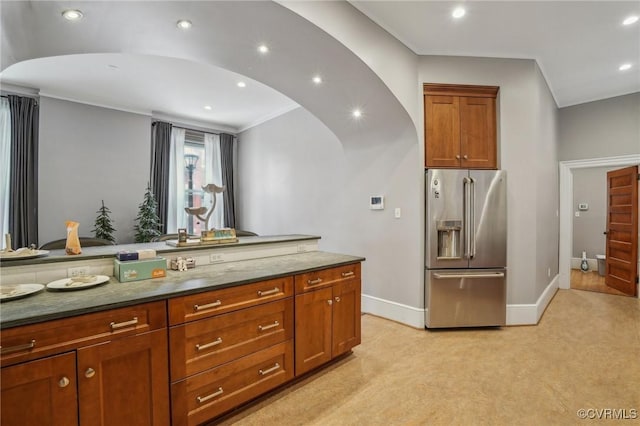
(1, 352), (78, 426)
(605, 165), (638, 296)
(332, 280), (361, 357)
(425, 95), (461, 168)
(460, 96), (497, 169)
(78, 330), (170, 426)
(294, 287), (332, 375)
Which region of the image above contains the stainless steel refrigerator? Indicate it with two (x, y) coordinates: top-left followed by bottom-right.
(425, 169), (507, 328)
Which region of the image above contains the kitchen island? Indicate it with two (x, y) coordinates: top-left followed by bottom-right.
(0, 235), (364, 425)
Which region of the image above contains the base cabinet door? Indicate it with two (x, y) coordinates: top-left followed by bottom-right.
(332, 279), (361, 357)
(77, 329), (170, 426)
(294, 287), (333, 375)
(1, 352), (78, 426)
(294, 263), (362, 376)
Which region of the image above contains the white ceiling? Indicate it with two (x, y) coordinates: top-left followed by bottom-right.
(351, 1), (640, 107)
(0, 0), (638, 133)
(1, 54), (299, 132)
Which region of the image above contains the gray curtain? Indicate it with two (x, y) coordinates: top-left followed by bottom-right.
(220, 133), (236, 228)
(150, 121), (172, 233)
(8, 95), (39, 247)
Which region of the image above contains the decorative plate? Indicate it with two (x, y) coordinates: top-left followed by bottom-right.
(0, 249), (49, 260)
(0, 284), (45, 302)
(46, 275), (110, 291)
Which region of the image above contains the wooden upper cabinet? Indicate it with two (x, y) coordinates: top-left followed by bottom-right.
(424, 84), (498, 169)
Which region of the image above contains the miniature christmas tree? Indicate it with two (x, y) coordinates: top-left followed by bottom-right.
(93, 200), (117, 243)
(134, 183), (162, 243)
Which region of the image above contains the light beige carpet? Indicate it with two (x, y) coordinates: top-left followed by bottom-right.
(214, 289), (640, 425)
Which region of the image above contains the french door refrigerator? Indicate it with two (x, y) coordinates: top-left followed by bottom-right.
(425, 169), (507, 328)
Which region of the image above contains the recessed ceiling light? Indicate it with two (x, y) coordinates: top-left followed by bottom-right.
(237, 82), (246, 88)
(203, 105), (212, 110)
(452, 7), (466, 19)
(257, 44), (269, 54)
(62, 9), (83, 21)
(623, 15), (638, 26)
(619, 63), (632, 71)
(176, 19), (192, 30)
(352, 109), (362, 118)
(312, 75), (322, 85)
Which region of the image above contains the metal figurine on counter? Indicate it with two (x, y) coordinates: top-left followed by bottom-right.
(184, 183), (225, 233)
(183, 183), (237, 246)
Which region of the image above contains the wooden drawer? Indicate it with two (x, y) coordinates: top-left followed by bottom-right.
(170, 298), (293, 381)
(294, 263), (361, 294)
(168, 277), (293, 325)
(171, 340), (293, 426)
(0, 301), (166, 367)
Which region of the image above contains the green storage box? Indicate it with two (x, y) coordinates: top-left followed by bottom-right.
(114, 257), (167, 283)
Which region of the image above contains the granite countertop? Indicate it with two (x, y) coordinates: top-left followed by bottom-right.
(0, 234), (320, 267)
(0, 251), (364, 329)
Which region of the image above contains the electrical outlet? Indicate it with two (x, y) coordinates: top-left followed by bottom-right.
(210, 253), (225, 263)
(68, 266), (90, 277)
(297, 244), (308, 253)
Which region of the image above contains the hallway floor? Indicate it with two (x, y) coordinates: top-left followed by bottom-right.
(570, 269), (628, 297)
(215, 289), (640, 425)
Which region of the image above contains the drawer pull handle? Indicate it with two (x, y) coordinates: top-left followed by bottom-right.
(58, 376), (70, 388)
(258, 321), (279, 332)
(257, 287), (280, 297)
(307, 278), (322, 285)
(197, 387), (223, 404)
(196, 337), (223, 351)
(0, 339), (35, 355)
(341, 271), (355, 278)
(259, 363), (280, 376)
(110, 317), (138, 331)
(194, 300), (222, 311)
(85, 368), (96, 379)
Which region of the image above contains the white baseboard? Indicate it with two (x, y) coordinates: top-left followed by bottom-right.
(362, 275), (560, 329)
(506, 274), (559, 325)
(361, 294), (425, 329)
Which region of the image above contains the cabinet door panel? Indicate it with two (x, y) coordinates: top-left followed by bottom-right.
(425, 95), (460, 168)
(168, 277), (293, 325)
(170, 298), (293, 381)
(294, 263), (360, 294)
(1, 352), (77, 426)
(0, 301), (166, 368)
(332, 280), (361, 357)
(460, 96), (496, 169)
(295, 287), (332, 375)
(78, 330), (169, 426)
(171, 341), (293, 426)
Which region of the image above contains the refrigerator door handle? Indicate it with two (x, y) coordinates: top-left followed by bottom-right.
(470, 177), (476, 259)
(463, 177), (471, 259)
(433, 272), (505, 279)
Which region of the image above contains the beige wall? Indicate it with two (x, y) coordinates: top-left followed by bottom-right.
(38, 97), (151, 245)
(559, 92), (640, 161)
(572, 166), (619, 259)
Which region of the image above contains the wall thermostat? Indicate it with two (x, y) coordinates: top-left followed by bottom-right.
(370, 196), (385, 210)
(578, 203), (589, 211)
